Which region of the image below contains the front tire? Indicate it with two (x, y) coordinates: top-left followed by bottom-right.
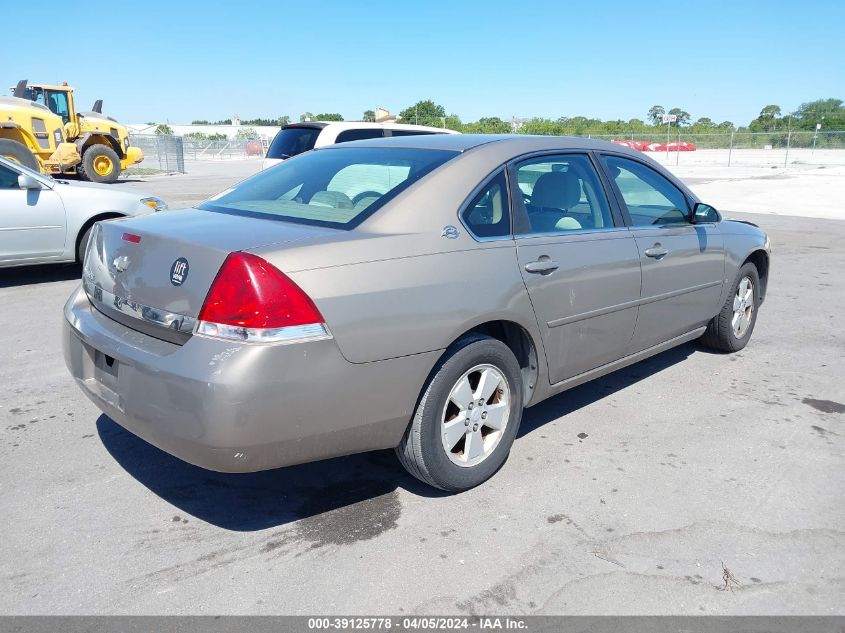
(396, 335), (524, 492)
(700, 262), (760, 352)
(78, 145), (121, 183)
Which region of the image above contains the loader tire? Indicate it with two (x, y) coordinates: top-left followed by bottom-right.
(0, 139), (40, 171)
(78, 145), (121, 184)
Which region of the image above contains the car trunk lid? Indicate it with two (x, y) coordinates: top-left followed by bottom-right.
(82, 208), (337, 344)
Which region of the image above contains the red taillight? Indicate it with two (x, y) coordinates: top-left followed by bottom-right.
(198, 252), (323, 329)
(122, 232), (142, 243)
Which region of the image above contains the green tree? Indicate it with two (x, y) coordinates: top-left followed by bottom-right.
(278, 115), (291, 126)
(313, 113), (344, 121)
(750, 105), (783, 132)
(235, 127), (258, 140)
(792, 98), (845, 130)
(154, 123), (173, 135)
(444, 113), (461, 130)
(693, 117), (715, 128)
(362, 110), (375, 122)
(241, 117), (287, 126)
(647, 105), (665, 126)
(478, 117), (509, 133)
(207, 133), (227, 141)
(299, 112), (314, 123)
(191, 119), (209, 125)
(184, 131), (208, 140)
(399, 100), (447, 125)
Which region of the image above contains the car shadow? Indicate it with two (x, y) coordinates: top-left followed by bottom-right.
(96, 415), (446, 532)
(0, 263), (80, 288)
(518, 341), (698, 436)
(97, 341), (701, 532)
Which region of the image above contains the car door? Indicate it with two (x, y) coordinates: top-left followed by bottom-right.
(0, 162), (66, 263)
(598, 154), (725, 353)
(512, 153), (642, 384)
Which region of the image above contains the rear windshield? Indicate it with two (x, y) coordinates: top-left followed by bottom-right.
(266, 126), (321, 159)
(199, 147), (458, 229)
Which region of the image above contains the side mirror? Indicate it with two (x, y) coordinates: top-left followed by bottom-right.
(692, 202), (720, 223)
(18, 174), (43, 190)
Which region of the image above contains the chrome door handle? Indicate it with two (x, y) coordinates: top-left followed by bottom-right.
(645, 245), (668, 259)
(524, 260), (559, 274)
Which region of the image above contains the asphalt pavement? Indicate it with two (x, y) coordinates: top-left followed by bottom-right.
(0, 164), (843, 614)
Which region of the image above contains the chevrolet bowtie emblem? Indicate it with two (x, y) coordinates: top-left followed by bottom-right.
(112, 255), (130, 272)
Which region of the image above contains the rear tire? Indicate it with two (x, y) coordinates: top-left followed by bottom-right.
(78, 145), (120, 184)
(76, 225), (93, 264)
(700, 262), (760, 352)
(396, 335), (524, 492)
(0, 139), (40, 171)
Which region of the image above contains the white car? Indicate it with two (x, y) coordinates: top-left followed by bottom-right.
(262, 121), (458, 170)
(0, 156), (167, 268)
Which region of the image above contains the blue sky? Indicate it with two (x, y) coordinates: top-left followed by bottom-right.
(4, 0), (843, 125)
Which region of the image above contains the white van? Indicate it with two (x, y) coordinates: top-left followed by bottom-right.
(262, 121), (458, 170)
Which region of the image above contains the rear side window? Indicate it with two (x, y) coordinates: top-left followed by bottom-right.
(514, 154), (613, 234)
(266, 127), (321, 159)
(461, 171), (511, 238)
(199, 147), (457, 229)
(335, 129), (385, 143)
(388, 130), (439, 137)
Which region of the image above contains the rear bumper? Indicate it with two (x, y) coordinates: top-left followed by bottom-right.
(63, 286), (437, 473)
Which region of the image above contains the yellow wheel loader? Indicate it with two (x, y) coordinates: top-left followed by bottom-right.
(0, 79), (143, 183)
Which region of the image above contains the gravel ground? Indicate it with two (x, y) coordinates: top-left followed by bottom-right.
(0, 163), (843, 615)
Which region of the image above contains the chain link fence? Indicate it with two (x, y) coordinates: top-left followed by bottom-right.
(181, 138), (266, 160)
(582, 130), (845, 167)
(128, 134), (186, 173)
(130, 127), (845, 172)
(407, 116), (845, 167)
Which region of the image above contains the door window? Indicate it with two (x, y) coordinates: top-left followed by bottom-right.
(461, 170), (510, 238)
(0, 164), (19, 189)
(601, 156), (690, 226)
(514, 154), (613, 234)
(46, 91), (71, 124)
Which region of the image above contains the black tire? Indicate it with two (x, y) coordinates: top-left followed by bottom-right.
(700, 262), (761, 352)
(0, 139), (40, 171)
(78, 144), (121, 184)
(396, 334), (524, 492)
(77, 225), (93, 264)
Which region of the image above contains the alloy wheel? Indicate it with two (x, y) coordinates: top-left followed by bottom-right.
(732, 276), (754, 338)
(441, 364), (511, 468)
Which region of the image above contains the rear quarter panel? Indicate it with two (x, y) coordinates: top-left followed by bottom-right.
(288, 243), (539, 365)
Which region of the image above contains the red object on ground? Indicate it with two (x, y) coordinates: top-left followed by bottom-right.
(611, 140), (654, 151)
(645, 141), (697, 152)
(245, 141), (264, 156)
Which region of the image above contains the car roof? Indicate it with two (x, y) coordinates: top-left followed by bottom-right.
(285, 121), (458, 134)
(319, 133), (645, 156)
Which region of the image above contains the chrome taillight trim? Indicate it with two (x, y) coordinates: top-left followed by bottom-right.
(194, 321), (332, 344)
(82, 277), (197, 335)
